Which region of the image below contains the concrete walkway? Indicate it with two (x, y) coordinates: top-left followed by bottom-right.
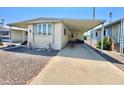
(30, 44), (124, 85)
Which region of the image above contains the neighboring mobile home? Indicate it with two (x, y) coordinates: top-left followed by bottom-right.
(0, 26), (9, 42)
(94, 18), (124, 55)
(9, 27), (28, 43)
(8, 17), (104, 50)
(0, 26), (28, 43)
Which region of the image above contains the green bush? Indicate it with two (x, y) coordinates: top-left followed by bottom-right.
(96, 37), (111, 50)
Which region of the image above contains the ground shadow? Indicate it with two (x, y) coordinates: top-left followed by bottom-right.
(57, 44), (107, 61)
(86, 43), (124, 65)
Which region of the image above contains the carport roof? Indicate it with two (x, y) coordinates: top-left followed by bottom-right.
(8, 17), (105, 33)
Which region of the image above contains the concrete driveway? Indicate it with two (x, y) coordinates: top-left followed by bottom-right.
(30, 44), (124, 85)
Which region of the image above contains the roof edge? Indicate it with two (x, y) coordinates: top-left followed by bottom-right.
(7, 17), (105, 26)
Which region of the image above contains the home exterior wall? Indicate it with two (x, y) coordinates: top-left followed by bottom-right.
(112, 23), (120, 42)
(27, 22), (66, 50)
(61, 24), (70, 48)
(34, 35), (53, 49)
(11, 30), (26, 43)
(95, 29), (101, 41)
(52, 22), (62, 50)
(94, 22), (121, 44)
(28, 25), (34, 47)
(106, 27), (112, 37)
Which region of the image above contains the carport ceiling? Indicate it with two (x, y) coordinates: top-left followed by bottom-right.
(62, 19), (104, 32)
(8, 17), (105, 33)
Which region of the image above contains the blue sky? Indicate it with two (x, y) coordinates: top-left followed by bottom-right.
(0, 7), (124, 24)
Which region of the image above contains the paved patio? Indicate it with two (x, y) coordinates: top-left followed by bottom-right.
(30, 44), (124, 85)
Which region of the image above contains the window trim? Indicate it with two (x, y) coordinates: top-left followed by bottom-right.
(48, 24), (53, 35)
(43, 24), (47, 35)
(34, 23), (53, 36)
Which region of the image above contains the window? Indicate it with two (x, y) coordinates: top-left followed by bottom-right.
(40, 24), (43, 34)
(34, 24), (41, 34)
(34, 23), (53, 35)
(96, 32), (98, 37)
(64, 28), (66, 35)
(43, 24), (46, 35)
(38, 24), (41, 34)
(48, 24), (52, 35)
(104, 30), (106, 36)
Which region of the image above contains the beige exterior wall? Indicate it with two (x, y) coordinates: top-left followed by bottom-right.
(28, 25), (34, 47)
(112, 23), (120, 42)
(34, 35), (53, 49)
(11, 30), (27, 43)
(53, 23), (63, 50)
(61, 24), (70, 48)
(27, 23), (65, 50)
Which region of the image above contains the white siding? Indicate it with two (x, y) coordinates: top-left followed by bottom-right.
(53, 23), (63, 50)
(34, 35), (52, 48)
(61, 24), (69, 48)
(112, 24), (120, 42)
(11, 30), (24, 42)
(28, 25), (34, 47)
(28, 23), (64, 50)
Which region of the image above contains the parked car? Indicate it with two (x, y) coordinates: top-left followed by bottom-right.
(75, 39), (84, 44)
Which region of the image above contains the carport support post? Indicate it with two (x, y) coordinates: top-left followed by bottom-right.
(120, 19), (122, 55)
(101, 23), (104, 54)
(120, 18), (124, 55)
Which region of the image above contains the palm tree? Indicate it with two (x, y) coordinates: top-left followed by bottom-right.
(0, 18), (4, 45)
(0, 18), (4, 26)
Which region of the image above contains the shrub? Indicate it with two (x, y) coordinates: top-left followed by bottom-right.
(96, 37), (111, 50)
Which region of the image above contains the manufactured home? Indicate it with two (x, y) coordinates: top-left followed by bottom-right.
(0, 26), (9, 42)
(94, 18), (124, 55)
(0, 26), (28, 43)
(8, 17), (104, 50)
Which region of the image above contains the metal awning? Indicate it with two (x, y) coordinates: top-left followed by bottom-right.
(8, 17), (105, 33)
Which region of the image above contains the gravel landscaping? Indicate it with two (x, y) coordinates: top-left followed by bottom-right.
(0, 49), (53, 85)
(4, 46), (59, 56)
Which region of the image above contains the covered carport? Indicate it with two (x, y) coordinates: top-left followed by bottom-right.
(60, 18), (106, 53)
(61, 19), (105, 47)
